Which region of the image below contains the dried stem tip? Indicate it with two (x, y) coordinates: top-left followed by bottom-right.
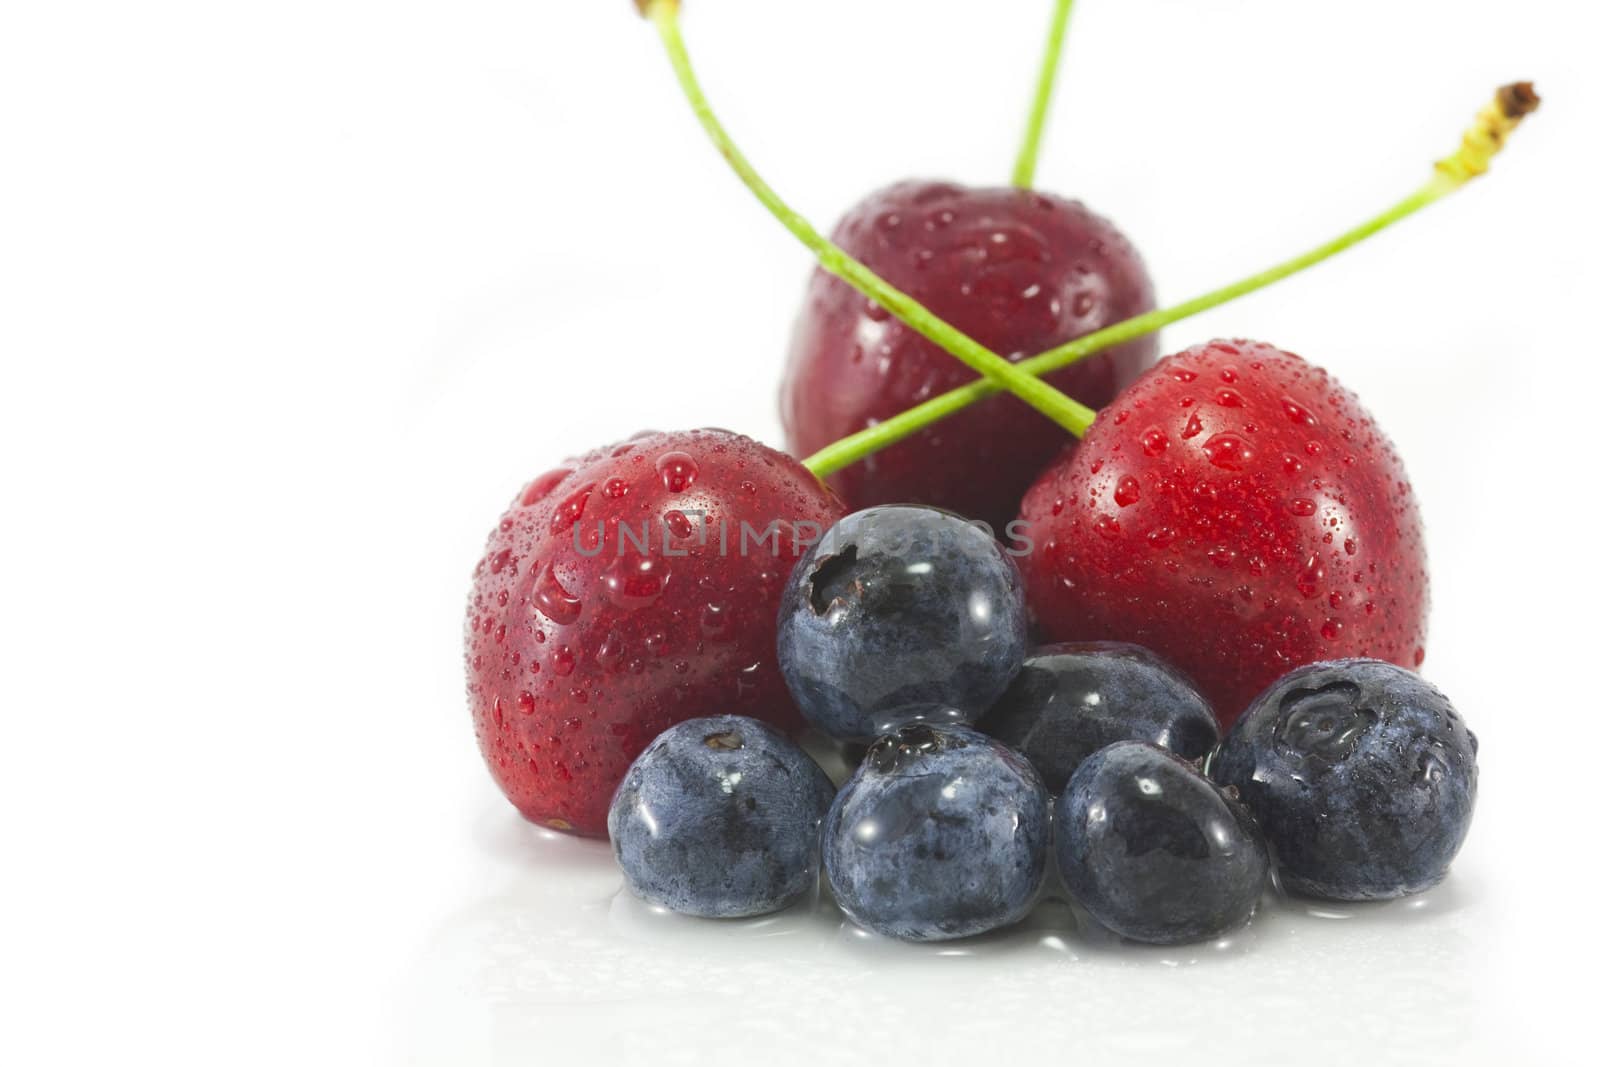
(1497, 81), (1541, 119)
(1436, 81), (1541, 183)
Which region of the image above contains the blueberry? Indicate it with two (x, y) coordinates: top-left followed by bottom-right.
(823, 723), (1049, 941)
(607, 715), (835, 918)
(1210, 659), (1478, 901)
(979, 642), (1218, 793)
(1056, 741), (1268, 945)
(777, 506), (1028, 742)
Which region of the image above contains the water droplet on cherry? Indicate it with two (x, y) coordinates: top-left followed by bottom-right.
(532, 564), (582, 625)
(656, 451), (699, 493)
(601, 554), (672, 610)
(1202, 432), (1254, 470)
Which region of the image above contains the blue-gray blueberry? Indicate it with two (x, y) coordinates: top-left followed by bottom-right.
(823, 723), (1049, 941)
(777, 506), (1027, 743)
(1056, 741), (1268, 945)
(1210, 659), (1477, 901)
(607, 715), (835, 918)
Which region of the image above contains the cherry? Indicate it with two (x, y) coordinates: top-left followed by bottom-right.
(465, 428), (844, 836)
(781, 180), (1157, 531)
(1016, 340), (1428, 726)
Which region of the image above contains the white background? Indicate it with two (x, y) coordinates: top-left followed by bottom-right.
(2, 1), (1597, 1063)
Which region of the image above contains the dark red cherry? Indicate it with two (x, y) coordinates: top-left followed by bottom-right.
(781, 180), (1158, 532)
(465, 428), (845, 836)
(1017, 340), (1428, 727)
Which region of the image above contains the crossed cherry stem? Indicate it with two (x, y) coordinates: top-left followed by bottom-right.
(642, 0), (1537, 478)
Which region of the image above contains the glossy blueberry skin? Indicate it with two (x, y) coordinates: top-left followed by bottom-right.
(1056, 741), (1268, 945)
(777, 506), (1028, 743)
(607, 715), (836, 918)
(1210, 659), (1477, 901)
(823, 724), (1049, 942)
(979, 642), (1218, 794)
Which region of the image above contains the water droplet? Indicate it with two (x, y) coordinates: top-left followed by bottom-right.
(1288, 498), (1317, 517)
(663, 510), (695, 540)
(1072, 292), (1097, 317)
(1141, 428), (1169, 456)
(550, 483), (594, 534)
(602, 477), (629, 500)
(531, 564), (582, 625)
(1201, 432), (1254, 470)
(1181, 413), (1204, 440)
(1215, 388), (1244, 408)
(1321, 619), (1343, 640)
(597, 630), (626, 670)
(1296, 555), (1325, 599)
(656, 452), (699, 493)
(601, 554), (672, 609)
(700, 601), (732, 640)
(1415, 749), (1447, 786)
(1114, 476), (1141, 507)
(551, 646), (576, 676)
(1171, 368), (1199, 383)
(516, 691), (537, 715)
(488, 549), (513, 575)
(1147, 526), (1177, 548)
(1093, 515), (1121, 539)
(1282, 397), (1318, 426)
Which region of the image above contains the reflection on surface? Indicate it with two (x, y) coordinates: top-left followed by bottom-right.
(388, 803), (1496, 1066)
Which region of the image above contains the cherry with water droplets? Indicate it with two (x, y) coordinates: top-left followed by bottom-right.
(1017, 340), (1428, 726)
(781, 181), (1157, 530)
(466, 428), (844, 836)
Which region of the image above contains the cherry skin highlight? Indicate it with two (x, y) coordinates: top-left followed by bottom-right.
(465, 428), (845, 837)
(782, 180), (1158, 532)
(1017, 340), (1428, 727)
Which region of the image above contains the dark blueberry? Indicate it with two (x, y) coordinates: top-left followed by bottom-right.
(1210, 659), (1478, 901)
(1056, 741), (1268, 945)
(607, 715), (835, 918)
(823, 723), (1049, 941)
(777, 506), (1028, 742)
(979, 642), (1218, 793)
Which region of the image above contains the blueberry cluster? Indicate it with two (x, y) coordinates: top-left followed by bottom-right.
(607, 507), (1479, 945)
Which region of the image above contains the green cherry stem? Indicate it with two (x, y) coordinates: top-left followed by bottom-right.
(644, 0), (1097, 436)
(804, 82), (1541, 478)
(1012, 0), (1076, 188)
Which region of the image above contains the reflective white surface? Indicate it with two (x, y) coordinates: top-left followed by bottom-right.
(386, 800), (1511, 1066)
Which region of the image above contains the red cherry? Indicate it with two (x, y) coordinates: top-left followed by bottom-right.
(465, 428), (844, 836)
(1017, 340), (1428, 726)
(781, 180), (1158, 532)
